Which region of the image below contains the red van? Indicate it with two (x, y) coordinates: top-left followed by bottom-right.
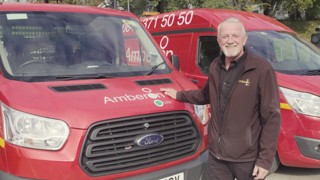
(0, 3), (210, 180)
(142, 9), (320, 171)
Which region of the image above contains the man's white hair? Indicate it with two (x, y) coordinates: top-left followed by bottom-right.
(217, 17), (247, 36)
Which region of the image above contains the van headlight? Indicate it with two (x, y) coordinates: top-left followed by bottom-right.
(194, 105), (210, 125)
(1, 103), (69, 150)
(280, 87), (320, 117)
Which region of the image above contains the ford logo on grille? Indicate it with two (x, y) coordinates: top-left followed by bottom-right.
(135, 133), (164, 147)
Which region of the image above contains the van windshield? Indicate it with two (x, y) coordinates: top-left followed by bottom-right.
(0, 12), (169, 82)
(247, 31), (320, 75)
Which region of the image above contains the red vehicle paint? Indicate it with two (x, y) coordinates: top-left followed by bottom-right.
(142, 8), (320, 171)
(0, 3), (210, 180)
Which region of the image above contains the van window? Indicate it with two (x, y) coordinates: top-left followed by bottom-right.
(247, 31), (320, 75)
(197, 36), (219, 75)
(0, 12), (169, 82)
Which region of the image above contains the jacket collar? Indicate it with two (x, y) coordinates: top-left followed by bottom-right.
(214, 46), (258, 75)
(242, 47), (258, 73)
(218, 49), (246, 70)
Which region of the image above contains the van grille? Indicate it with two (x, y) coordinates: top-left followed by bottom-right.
(80, 111), (200, 176)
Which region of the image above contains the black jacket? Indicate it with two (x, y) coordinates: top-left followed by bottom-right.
(177, 49), (281, 170)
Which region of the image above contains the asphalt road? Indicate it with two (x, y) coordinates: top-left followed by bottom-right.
(267, 165), (320, 180)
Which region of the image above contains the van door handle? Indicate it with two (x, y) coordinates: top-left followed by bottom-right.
(190, 79), (199, 83)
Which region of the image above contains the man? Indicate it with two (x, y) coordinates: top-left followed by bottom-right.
(160, 17), (281, 180)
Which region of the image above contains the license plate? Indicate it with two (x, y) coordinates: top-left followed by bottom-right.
(158, 172), (184, 180)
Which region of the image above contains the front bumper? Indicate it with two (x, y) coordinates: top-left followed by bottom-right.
(119, 150), (208, 180)
(278, 131), (320, 168)
(0, 150), (208, 180)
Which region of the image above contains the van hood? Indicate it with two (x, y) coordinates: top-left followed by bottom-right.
(1, 74), (196, 129)
(277, 73), (320, 95)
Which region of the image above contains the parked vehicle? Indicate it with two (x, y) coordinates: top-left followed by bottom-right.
(0, 3), (209, 180)
(311, 27), (320, 48)
(142, 8), (320, 171)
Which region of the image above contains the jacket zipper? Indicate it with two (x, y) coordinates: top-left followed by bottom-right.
(217, 136), (221, 159)
(217, 68), (245, 159)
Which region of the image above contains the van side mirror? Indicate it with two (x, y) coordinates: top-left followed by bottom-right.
(311, 27), (320, 47)
(170, 54), (180, 70)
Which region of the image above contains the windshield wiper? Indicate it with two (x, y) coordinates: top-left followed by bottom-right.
(55, 74), (115, 81)
(144, 62), (165, 76)
(299, 69), (320, 75)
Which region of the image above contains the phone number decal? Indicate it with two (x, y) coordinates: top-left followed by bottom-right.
(143, 10), (194, 29)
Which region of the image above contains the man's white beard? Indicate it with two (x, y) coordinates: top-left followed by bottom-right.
(222, 45), (240, 57)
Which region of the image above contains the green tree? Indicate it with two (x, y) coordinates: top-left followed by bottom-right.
(283, 0), (313, 20)
(119, 0), (146, 16)
(252, 0), (285, 16)
(252, 0), (314, 19)
(164, 0), (249, 12)
(63, 0), (78, 4)
(304, 0), (320, 20)
(201, 0), (235, 9)
(40, 0), (320, 20)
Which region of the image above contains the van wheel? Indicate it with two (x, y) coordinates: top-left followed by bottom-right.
(269, 154), (280, 174)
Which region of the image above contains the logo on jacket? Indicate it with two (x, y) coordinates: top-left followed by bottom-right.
(135, 133), (164, 147)
(238, 79), (250, 86)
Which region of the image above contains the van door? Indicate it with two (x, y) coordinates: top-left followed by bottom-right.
(186, 34), (219, 88)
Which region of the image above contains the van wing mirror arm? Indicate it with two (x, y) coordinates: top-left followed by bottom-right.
(170, 54), (180, 70)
